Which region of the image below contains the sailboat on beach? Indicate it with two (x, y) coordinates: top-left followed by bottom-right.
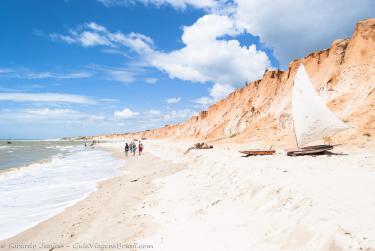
(286, 64), (351, 156)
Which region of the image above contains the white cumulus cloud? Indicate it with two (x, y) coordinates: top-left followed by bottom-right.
(193, 96), (214, 106)
(166, 97), (181, 104)
(227, 0), (375, 66)
(150, 14), (269, 100)
(114, 108), (140, 119)
(96, 0), (375, 68)
(192, 83), (233, 108)
(50, 17), (270, 102)
(209, 83), (234, 100)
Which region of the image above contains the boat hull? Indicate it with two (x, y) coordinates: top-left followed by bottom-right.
(239, 150), (276, 156)
(286, 145), (334, 156)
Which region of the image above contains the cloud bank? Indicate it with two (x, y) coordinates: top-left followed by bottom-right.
(52, 17), (270, 102)
(0, 93), (96, 104)
(53, 1), (375, 107)
(232, 0), (375, 66)
(98, 0), (375, 67)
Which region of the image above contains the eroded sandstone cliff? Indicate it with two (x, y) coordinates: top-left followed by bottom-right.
(97, 19), (375, 147)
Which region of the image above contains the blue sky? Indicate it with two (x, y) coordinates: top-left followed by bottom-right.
(0, 0), (373, 139)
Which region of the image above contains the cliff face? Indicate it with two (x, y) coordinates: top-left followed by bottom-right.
(101, 19), (375, 147)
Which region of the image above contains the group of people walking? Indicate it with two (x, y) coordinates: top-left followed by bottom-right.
(124, 141), (143, 156)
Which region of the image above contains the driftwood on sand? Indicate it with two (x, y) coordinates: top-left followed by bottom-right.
(184, 142), (213, 154)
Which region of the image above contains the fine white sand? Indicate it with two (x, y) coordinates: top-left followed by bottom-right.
(139, 140), (375, 251)
(1, 140), (375, 251)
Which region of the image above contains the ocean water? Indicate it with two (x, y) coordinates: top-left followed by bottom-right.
(0, 140), (81, 171)
(0, 141), (124, 240)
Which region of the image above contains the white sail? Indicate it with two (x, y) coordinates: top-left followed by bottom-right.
(292, 64), (350, 147)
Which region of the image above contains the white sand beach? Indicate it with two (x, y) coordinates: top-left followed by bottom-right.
(1, 140), (375, 251)
(1, 2), (374, 251)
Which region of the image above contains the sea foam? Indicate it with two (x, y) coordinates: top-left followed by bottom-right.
(0, 146), (124, 240)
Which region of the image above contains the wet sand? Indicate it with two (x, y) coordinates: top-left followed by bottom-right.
(0, 144), (184, 251)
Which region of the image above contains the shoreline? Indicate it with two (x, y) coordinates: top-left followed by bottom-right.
(0, 144), (123, 242)
(0, 142), (184, 250)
